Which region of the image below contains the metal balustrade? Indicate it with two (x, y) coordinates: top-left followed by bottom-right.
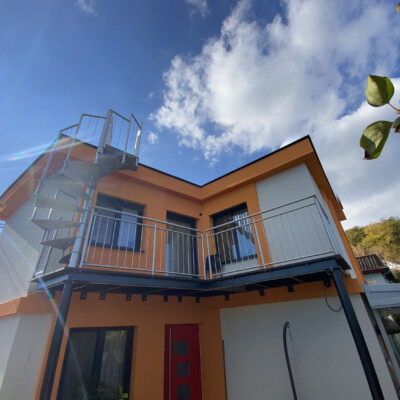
(32, 195), (341, 280)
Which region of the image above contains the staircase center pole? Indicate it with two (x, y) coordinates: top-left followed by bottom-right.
(69, 111), (112, 269)
(331, 268), (384, 400)
(39, 281), (72, 400)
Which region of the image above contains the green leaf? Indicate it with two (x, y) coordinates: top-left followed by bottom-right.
(365, 75), (395, 107)
(396, 2), (400, 12)
(393, 117), (400, 133)
(360, 121), (392, 159)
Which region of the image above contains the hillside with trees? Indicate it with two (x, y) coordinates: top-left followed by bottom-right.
(345, 217), (400, 263)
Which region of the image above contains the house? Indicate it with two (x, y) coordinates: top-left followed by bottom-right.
(0, 110), (397, 399)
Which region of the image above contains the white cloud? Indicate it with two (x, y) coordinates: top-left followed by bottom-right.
(148, 131), (159, 144)
(151, 0), (400, 227)
(76, 0), (98, 16)
(184, 0), (210, 18)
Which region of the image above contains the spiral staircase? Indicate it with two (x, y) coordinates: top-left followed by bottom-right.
(31, 110), (142, 276)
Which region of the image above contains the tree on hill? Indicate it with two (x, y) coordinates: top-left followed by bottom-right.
(345, 217), (400, 262)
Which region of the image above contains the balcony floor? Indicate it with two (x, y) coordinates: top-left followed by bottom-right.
(33, 255), (350, 298)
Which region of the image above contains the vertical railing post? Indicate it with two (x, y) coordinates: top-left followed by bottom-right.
(206, 233), (213, 279)
(314, 197), (339, 254)
(152, 224), (157, 275)
(122, 118), (131, 163)
(98, 110), (113, 154)
(80, 209), (94, 268)
(252, 218), (265, 268)
(201, 234), (206, 280)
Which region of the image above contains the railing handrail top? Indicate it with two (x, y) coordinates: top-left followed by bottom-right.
(92, 195), (325, 235)
(109, 109), (130, 123)
(205, 195), (320, 232)
(92, 205), (203, 233)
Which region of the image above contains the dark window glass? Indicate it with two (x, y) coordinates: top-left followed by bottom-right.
(91, 194), (144, 251)
(177, 383), (190, 400)
(172, 341), (189, 356)
(213, 204), (257, 263)
(58, 327), (133, 400)
(177, 362), (190, 378)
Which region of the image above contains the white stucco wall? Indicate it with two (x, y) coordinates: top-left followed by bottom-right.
(0, 195), (43, 303)
(255, 164), (353, 274)
(0, 315), (20, 389)
(0, 313), (52, 399)
(220, 294), (397, 400)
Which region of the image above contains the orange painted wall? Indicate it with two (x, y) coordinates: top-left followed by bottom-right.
(25, 277), (359, 400)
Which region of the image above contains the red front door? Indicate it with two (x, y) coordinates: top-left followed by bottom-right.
(164, 324), (202, 400)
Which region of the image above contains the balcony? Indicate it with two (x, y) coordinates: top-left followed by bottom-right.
(33, 195), (347, 295)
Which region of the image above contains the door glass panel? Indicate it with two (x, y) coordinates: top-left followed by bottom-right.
(166, 213), (197, 275)
(176, 362), (190, 378)
(177, 383), (190, 400)
(59, 331), (97, 400)
(172, 341), (189, 356)
(100, 330), (127, 387)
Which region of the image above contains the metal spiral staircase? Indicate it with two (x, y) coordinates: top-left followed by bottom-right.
(32, 110), (142, 277)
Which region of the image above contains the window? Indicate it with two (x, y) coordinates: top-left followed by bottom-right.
(58, 327), (133, 400)
(212, 204), (257, 263)
(92, 194), (143, 251)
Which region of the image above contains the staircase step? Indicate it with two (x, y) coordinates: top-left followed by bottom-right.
(97, 152), (138, 178)
(59, 252), (72, 264)
(35, 194), (86, 213)
(58, 252), (82, 265)
(45, 173), (90, 200)
(32, 219), (81, 231)
(64, 161), (99, 187)
(41, 236), (77, 250)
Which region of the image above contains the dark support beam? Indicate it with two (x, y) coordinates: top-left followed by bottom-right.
(331, 268), (384, 400)
(39, 281), (72, 400)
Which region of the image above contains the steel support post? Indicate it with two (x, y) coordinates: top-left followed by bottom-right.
(39, 281), (73, 400)
(331, 268), (384, 400)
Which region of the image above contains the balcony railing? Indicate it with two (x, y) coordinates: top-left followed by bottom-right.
(35, 196), (342, 279)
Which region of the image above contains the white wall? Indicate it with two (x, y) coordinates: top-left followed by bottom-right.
(0, 313), (52, 399)
(255, 164), (353, 273)
(0, 195), (43, 303)
(220, 295), (397, 400)
(0, 315), (20, 389)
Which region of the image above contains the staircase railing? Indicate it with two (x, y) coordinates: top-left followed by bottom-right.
(32, 110), (142, 277)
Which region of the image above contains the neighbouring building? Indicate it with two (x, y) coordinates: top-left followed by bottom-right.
(0, 110), (397, 400)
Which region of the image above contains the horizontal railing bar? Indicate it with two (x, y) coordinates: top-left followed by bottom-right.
(60, 124), (78, 133)
(92, 206), (203, 233)
(80, 113), (107, 119)
(109, 109), (131, 122)
(205, 195), (317, 232)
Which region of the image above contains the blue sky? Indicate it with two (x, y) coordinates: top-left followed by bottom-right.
(1, 0), (400, 229)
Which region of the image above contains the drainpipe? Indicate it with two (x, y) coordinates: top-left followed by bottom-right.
(331, 268), (384, 400)
(39, 281), (73, 400)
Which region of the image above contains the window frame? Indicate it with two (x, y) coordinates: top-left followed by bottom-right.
(57, 326), (134, 400)
(91, 193), (144, 252)
(212, 203), (257, 264)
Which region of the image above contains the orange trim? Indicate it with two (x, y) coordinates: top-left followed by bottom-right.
(0, 137), (343, 221)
